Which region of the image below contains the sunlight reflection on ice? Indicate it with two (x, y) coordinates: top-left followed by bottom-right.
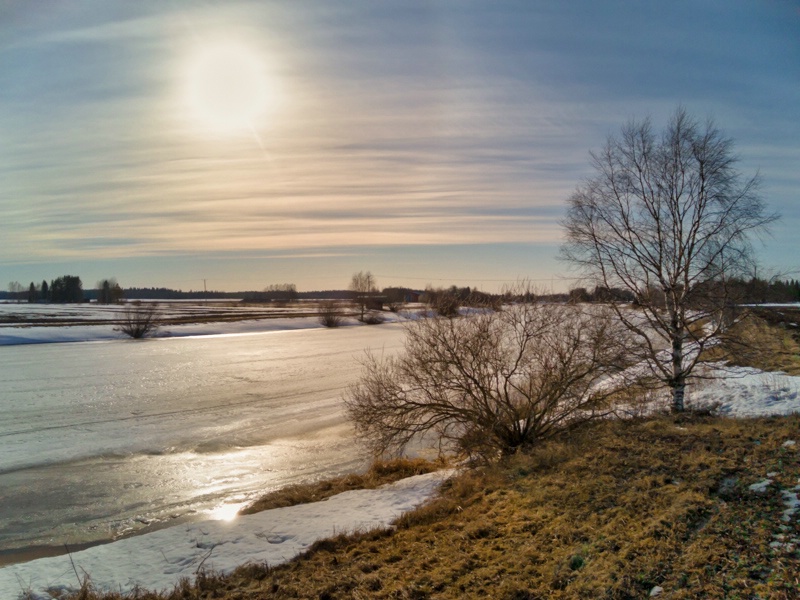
(208, 502), (247, 521)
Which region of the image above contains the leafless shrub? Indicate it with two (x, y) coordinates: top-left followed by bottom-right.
(318, 301), (345, 328)
(345, 302), (632, 459)
(361, 310), (385, 325)
(115, 303), (161, 339)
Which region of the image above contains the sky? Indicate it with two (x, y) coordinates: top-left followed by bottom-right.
(1, 1), (798, 293)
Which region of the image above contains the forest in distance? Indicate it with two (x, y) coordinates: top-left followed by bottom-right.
(4, 276), (800, 305)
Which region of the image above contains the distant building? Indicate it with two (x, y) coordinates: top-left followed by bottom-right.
(359, 296), (386, 311)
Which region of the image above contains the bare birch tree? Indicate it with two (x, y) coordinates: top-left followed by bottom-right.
(345, 302), (631, 458)
(349, 270), (377, 321)
(562, 107), (776, 412)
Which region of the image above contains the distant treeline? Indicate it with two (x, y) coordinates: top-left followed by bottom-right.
(124, 287), (241, 300)
(4, 276), (799, 305)
(566, 278), (800, 305)
(732, 278), (800, 304)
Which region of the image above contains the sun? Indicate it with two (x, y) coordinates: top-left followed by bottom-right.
(185, 41), (271, 134)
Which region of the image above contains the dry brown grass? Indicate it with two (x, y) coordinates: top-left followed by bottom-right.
(59, 414), (800, 599)
(240, 458), (443, 515)
(711, 311), (800, 375)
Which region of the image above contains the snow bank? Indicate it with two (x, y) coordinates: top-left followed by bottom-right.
(0, 470), (452, 600)
(689, 364), (800, 417)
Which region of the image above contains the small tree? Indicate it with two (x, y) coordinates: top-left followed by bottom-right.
(345, 301), (631, 458)
(349, 271), (378, 321)
(116, 303), (161, 339)
(7, 281), (23, 303)
(27, 282), (37, 303)
(97, 278), (124, 304)
(562, 107), (776, 412)
(41, 280), (49, 302)
(568, 287), (591, 304)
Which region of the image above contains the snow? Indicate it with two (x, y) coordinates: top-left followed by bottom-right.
(0, 471), (453, 599)
(608, 362), (800, 419)
(688, 364), (800, 417)
(749, 479), (772, 493)
(781, 488), (799, 523)
(759, 478), (800, 552)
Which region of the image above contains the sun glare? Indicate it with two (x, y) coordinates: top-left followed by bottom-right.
(209, 502), (246, 521)
(185, 41), (271, 134)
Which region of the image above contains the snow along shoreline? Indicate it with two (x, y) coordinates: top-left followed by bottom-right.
(0, 470), (454, 600)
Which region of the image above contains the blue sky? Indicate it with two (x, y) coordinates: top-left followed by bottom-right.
(1, 1), (798, 292)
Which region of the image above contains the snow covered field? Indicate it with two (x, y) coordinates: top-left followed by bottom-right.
(1, 304), (799, 599)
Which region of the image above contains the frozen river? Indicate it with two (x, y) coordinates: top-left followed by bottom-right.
(0, 323), (405, 563)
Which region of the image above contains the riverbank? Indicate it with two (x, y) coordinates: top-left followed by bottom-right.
(6, 414), (798, 599)
(3, 304), (800, 597)
(0, 470), (454, 599)
(0, 457), (441, 569)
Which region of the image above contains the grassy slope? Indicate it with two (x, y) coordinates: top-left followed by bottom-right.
(73, 414), (800, 600)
